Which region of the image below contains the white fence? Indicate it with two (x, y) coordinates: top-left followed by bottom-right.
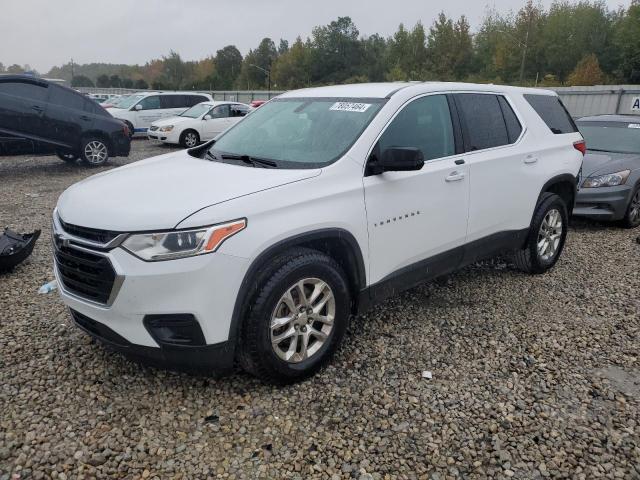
(551, 85), (640, 117)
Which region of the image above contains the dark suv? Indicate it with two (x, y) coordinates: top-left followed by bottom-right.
(0, 75), (130, 166)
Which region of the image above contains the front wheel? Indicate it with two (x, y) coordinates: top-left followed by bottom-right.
(238, 248), (351, 384)
(622, 186), (640, 228)
(80, 138), (110, 167)
(513, 192), (568, 274)
(180, 130), (200, 148)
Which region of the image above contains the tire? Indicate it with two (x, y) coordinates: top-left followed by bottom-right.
(622, 185), (640, 229)
(56, 150), (78, 164)
(180, 130), (200, 149)
(80, 137), (110, 167)
(513, 192), (568, 274)
(238, 248), (351, 384)
(124, 121), (135, 139)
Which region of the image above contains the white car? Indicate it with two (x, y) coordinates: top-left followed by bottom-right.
(148, 101), (250, 148)
(106, 91), (212, 136)
(53, 82), (584, 384)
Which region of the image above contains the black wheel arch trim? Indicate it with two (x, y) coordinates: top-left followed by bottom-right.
(227, 228), (367, 347)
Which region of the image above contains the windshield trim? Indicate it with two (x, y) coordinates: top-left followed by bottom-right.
(207, 96), (388, 169)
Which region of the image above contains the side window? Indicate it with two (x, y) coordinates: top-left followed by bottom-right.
(498, 96), (523, 143)
(524, 94), (578, 134)
(48, 86), (86, 111)
(159, 95), (184, 109)
(230, 104), (249, 117)
(191, 95), (209, 106)
(209, 104), (230, 119)
(0, 81), (48, 101)
(455, 93), (509, 151)
(137, 95), (161, 110)
(377, 95), (455, 161)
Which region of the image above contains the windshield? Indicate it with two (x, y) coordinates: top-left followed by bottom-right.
(180, 103), (212, 118)
(209, 97), (385, 167)
(578, 122), (640, 154)
(113, 94), (145, 110)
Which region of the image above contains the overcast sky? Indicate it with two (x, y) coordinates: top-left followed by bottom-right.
(0, 0), (632, 73)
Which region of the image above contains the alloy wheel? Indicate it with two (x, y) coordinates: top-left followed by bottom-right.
(184, 133), (198, 147)
(537, 208), (563, 261)
(270, 278), (335, 363)
(629, 190), (640, 224)
(84, 141), (108, 164)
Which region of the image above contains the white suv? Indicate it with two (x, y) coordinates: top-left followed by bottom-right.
(53, 82), (584, 384)
(106, 91), (213, 136)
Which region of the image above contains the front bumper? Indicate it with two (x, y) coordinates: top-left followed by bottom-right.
(573, 184), (633, 221)
(147, 129), (179, 144)
(55, 240), (249, 371)
(71, 309), (235, 373)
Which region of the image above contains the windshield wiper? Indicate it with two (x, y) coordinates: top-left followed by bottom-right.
(220, 154), (278, 168)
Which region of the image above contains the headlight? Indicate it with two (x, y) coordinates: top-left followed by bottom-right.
(582, 170), (630, 188)
(159, 125), (174, 132)
(122, 219), (246, 261)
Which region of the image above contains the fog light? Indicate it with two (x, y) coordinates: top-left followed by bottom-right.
(143, 314), (206, 347)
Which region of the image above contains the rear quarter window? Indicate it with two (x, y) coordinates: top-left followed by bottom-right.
(524, 94), (578, 134)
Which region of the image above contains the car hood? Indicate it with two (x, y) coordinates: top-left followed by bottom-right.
(582, 151), (640, 176)
(151, 116), (193, 128)
(57, 151), (321, 231)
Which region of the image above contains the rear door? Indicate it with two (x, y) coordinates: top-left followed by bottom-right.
(0, 79), (49, 139)
(44, 85), (94, 148)
(160, 94), (188, 120)
(202, 104), (231, 140)
(453, 92), (533, 248)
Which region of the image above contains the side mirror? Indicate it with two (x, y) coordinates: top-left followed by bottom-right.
(134, 104), (142, 111)
(203, 115), (212, 121)
(369, 147), (424, 175)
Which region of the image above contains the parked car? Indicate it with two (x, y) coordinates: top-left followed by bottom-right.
(53, 82), (583, 383)
(250, 100), (267, 108)
(106, 91), (213, 136)
(0, 75), (130, 166)
(573, 114), (640, 228)
(148, 101), (250, 148)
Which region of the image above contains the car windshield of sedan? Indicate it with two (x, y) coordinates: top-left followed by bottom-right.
(577, 121), (640, 154)
(208, 97), (385, 168)
(114, 94), (145, 110)
(180, 103), (211, 119)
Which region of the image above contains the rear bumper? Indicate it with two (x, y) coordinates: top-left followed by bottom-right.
(71, 309), (235, 373)
(573, 185), (632, 221)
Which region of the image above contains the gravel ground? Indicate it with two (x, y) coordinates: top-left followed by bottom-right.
(1, 141), (639, 479)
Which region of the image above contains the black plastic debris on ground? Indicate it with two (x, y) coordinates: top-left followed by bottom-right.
(0, 228), (40, 272)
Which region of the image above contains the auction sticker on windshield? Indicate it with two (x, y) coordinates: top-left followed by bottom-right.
(330, 102), (372, 113)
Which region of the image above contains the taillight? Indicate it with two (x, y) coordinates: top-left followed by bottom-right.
(573, 140), (586, 155)
(123, 124), (130, 136)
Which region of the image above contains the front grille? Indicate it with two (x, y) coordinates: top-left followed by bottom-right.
(55, 243), (116, 304)
(149, 125), (159, 131)
(58, 218), (121, 244)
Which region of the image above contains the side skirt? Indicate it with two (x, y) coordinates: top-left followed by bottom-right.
(357, 228), (529, 313)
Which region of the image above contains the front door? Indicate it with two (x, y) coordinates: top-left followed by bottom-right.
(133, 95), (162, 130)
(202, 104), (231, 140)
(363, 94), (470, 287)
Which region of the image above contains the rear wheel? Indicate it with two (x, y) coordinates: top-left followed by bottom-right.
(513, 192), (568, 274)
(623, 186), (640, 228)
(56, 150), (78, 164)
(238, 248), (351, 384)
(180, 130), (200, 148)
(80, 137), (110, 167)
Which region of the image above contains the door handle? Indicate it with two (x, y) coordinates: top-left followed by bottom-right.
(445, 171), (466, 182)
(524, 155), (538, 164)
(80, 115), (91, 121)
(31, 105), (43, 112)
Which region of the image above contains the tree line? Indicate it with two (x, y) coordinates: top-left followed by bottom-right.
(3, 0), (639, 90)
